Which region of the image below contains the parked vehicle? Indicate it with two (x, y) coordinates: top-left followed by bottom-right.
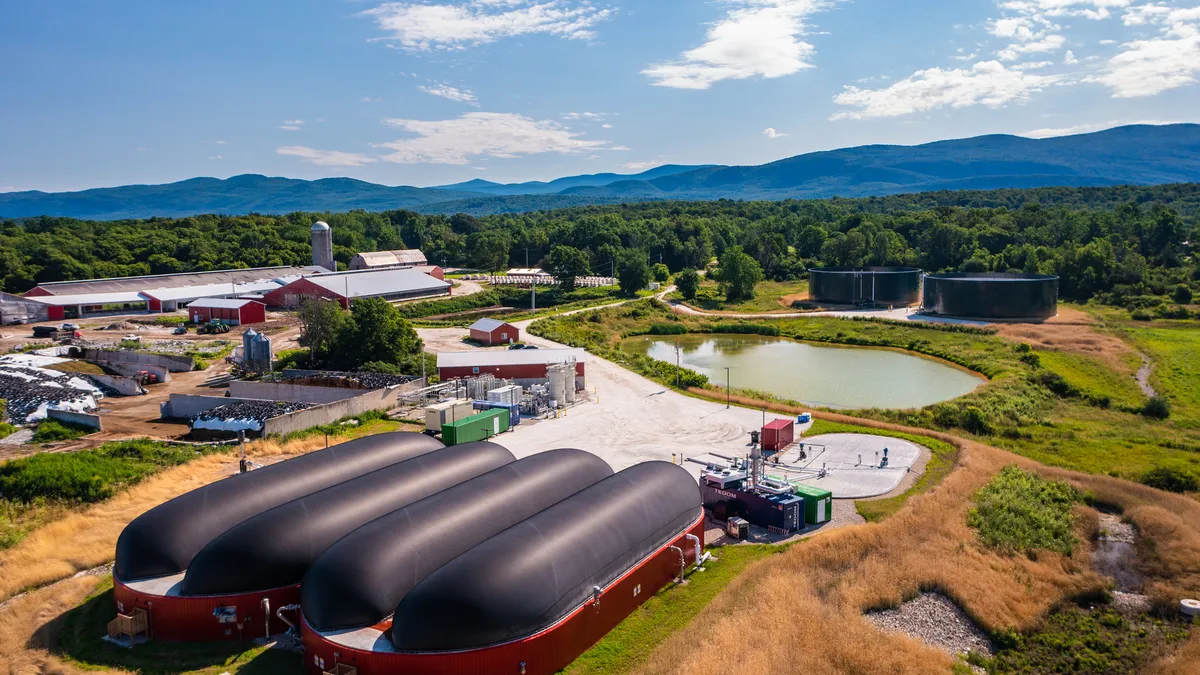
(59, 322), (80, 331)
(198, 320), (230, 335)
(172, 325), (188, 335)
(508, 344), (525, 350)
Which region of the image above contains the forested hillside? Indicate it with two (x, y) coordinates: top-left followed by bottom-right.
(2, 184), (1196, 309)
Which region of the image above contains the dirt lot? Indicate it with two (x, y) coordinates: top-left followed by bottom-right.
(988, 306), (1136, 370)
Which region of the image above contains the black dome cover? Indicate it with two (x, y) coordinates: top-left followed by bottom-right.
(389, 461), (701, 651)
(115, 431), (443, 582)
(302, 448), (613, 632)
(180, 442), (514, 596)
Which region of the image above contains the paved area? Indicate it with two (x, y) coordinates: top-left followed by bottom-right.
(763, 433), (925, 498)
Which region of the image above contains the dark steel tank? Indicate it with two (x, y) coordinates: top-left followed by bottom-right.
(922, 273), (1058, 320)
(808, 267), (922, 306)
(179, 441), (515, 595)
(301, 448), (613, 632)
(388, 461), (701, 651)
(114, 431), (443, 582)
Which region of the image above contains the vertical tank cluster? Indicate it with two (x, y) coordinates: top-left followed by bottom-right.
(311, 220), (334, 272)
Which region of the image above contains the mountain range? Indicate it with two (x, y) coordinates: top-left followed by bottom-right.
(3, 124), (1199, 220)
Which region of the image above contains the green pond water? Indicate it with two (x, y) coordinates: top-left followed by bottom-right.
(623, 334), (983, 410)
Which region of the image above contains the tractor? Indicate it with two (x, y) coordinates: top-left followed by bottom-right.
(198, 319), (230, 335)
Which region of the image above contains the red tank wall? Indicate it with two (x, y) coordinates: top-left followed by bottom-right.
(113, 577), (300, 642)
(302, 510), (705, 675)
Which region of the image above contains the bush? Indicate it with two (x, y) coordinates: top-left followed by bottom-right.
(961, 406), (992, 435)
(967, 465), (1081, 555)
(707, 322), (780, 336)
(1140, 395), (1171, 419)
(1139, 466), (1198, 493)
(1155, 304), (1191, 319)
(32, 419), (92, 443)
(0, 439), (199, 503)
(1130, 308), (1153, 321)
(1170, 284), (1193, 304)
(273, 348), (311, 371)
(648, 322), (688, 335)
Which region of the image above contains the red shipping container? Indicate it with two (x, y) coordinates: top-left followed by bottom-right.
(761, 418), (794, 451)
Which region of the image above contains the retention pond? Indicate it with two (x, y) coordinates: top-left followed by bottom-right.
(623, 334), (983, 409)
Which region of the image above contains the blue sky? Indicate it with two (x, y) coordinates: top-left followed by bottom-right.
(2, 0), (1198, 192)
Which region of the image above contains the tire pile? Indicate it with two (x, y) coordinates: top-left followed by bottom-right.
(0, 365), (105, 424)
(284, 370), (419, 389)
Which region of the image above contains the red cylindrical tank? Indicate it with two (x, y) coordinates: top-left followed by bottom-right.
(113, 577), (299, 642)
(761, 418), (794, 451)
(301, 511), (705, 675)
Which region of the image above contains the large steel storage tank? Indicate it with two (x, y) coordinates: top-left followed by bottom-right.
(808, 267), (922, 306)
(922, 272), (1058, 320)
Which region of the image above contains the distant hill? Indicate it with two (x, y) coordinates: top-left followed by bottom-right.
(3, 125), (1198, 220)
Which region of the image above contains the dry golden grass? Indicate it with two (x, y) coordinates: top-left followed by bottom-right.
(0, 574), (116, 675)
(0, 435), (329, 604)
(637, 426), (1200, 675)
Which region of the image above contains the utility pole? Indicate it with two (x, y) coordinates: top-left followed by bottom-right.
(724, 366), (731, 408)
(675, 337), (681, 389)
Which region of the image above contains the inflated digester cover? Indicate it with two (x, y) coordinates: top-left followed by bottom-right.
(180, 441), (515, 596)
(115, 431), (443, 582)
(389, 460), (701, 651)
(302, 448), (613, 632)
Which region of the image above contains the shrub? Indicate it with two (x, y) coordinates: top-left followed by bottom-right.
(1140, 395), (1171, 419)
(0, 439), (198, 503)
(1129, 308), (1153, 321)
(967, 466), (1081, 555)
(0, 422), (14, 440)
(648, 322), (688, 335)
(273, 348), (311, 371)
(1139, 466), (1198, 493)
(961, 406), (992, 435)
(32, 419), (91, 443)
(1155, 304), (1191, 319)
(1170, 284), (1192, 304)
(707, 322), (780, 336)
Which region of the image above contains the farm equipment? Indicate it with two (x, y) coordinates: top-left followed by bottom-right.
(135, 370), (159, 385)
(198, 320), (230, 335)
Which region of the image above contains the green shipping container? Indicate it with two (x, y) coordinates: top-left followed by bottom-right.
(441, 408), (509, 446)
(793, 484), (833, 525)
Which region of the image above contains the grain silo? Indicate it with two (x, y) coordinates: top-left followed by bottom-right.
(311, 221), (334, 272)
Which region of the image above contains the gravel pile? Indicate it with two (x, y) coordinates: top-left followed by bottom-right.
(1098, 514), (1136, 544)
(0, 365), (104, 424)
(285, 370), (418, 389)
(866, 592), (993, 657)
(192, 400), (314, 432)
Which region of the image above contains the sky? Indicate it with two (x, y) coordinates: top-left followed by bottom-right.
(2, 0), (1198, 192)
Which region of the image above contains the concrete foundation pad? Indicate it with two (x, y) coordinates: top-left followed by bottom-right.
(765, 433), (924, 498)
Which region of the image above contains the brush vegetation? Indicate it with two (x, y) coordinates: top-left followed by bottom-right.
(30, 419), (93, 444)
(967, 466), (1081, 556)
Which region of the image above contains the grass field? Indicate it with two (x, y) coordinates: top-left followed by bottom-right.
(565, 545), (783, 674)
(1036, 349), (1146, 412)
(1123, 322), (1200, 427)
(670, 279), (808, 314)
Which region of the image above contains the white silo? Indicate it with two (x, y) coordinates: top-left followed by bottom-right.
(311, 221), (334, 271)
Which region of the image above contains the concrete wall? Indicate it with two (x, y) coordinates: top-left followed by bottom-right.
(91, 374), (147, 396)
(228, 380), (365, 404)
(261, 386), (406, 436)
(47, 408), (102, 431)
(99, 360), (171, 382)
(84, 348), (194, 373)
(162, 394), (270, 420)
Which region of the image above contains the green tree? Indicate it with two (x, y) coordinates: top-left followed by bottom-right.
(1171, 284), (1193, 304)
(336, 297), (422, 369)
(676, 269), (701, 300)
(651, 262), (670, 282)
(713, 246), (763, 302)
(545, 245), (590, 292)
(297, 298), (350, 366)
(616, 250), (651, 297)
(467, 229), (511, 272)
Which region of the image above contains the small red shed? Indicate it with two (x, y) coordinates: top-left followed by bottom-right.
(187, 298), (266, 326)
(468, 317), (519, 345)
(761, 418), (795, 452)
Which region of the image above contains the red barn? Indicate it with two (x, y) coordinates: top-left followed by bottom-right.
(261, 268), (451, 309)
(468, 317), (519, 345)
(187, 298), (266, 326)
(437, 348), (586, 389)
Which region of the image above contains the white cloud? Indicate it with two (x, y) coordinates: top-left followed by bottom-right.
(279, 119), (305, 131)
(1021, 118), (1184, 137)
(215, 140), (228, 145)
(832, 60), (1062, 120)
(419, 84), (479, 105)
(997, 33), (1067, 59)
(376, 112), (612, 164)
(623, 161), (660, 170)
(1000, 1), (1135, 21)
(1064, 49), (1079, 63)
(279, 126), (302, 131)
(207, 155), (222, 160)
(363, 1), (613, 51)
(361, 96), (382, 103)
(642, 0), (835, 89)
(283, 119), (304, 125)
(1013, 59), (1055, 68)
(562, 111), (607, 120)
(277, 146), (378, 167)
(601, 123), (613, 128)
(1090, 19), (1200, 96)
(762, 127), (788, 137)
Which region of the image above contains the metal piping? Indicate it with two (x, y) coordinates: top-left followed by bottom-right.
(261, 597), (270, 638)
(275, 603), (302, 631)
(668, 545), (686, 583)
(685, 533), (710, 567)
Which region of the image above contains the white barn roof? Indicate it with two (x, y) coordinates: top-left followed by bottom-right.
(437, 348), (586, 368)
(469, 317), (512, 332)
(304, 268), (450, 299)
(28, 291), (147, 307)
(187, 297), (263, 310)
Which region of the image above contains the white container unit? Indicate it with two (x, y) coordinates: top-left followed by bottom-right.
(423, 399), (476, 431)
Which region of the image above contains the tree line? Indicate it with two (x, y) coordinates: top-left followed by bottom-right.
(2, 184), (1196, 307)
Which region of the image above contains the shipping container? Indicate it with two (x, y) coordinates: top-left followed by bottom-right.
(442, 408), (509, 445)
(761, 419), (795, 452)
(423, 399), (475, 432)
(472, 400), (521, 426)
(792, 483), (833, 524)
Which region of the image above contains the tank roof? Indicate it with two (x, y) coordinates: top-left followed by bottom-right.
(312, 221), (330, 231)
(809, 266), (922, 273)
(924, 272), (1058, 281)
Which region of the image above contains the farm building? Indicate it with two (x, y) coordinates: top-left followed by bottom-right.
(186, 298), (266, 326)
(0, 291), (51, 323)
(348, 249), (428, 270)
(141, 279), (292, 312)
(437, 348), (586, 389)
(22, 266), (312, 297)
(29, 291), (149, 320)
(468, 317), (519, 345)
(261, 268), (451, 309)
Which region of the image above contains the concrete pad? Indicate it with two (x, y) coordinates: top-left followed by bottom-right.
(764, 433), (925, 498)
